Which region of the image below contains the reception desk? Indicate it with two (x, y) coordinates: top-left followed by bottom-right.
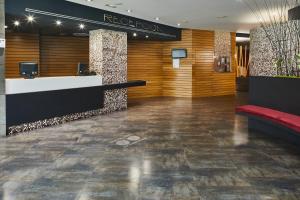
(6, 76), (103, 94)
(6, 76), (146, 134)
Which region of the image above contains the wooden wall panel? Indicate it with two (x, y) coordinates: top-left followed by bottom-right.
(128, 41), (163, 98)
(192, 30), (236, 97)
(192, 30), (215, 97)
(5, 33), (40, 78)
(40, 36), (89, 77)
(6, 31), (236, 98)
(162, 30), (193, 97)
(211, 32), (236, 96)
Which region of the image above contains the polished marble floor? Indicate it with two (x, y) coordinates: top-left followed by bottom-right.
(1, 94), (300, 200)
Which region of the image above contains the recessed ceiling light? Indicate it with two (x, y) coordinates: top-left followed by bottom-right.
(177, 23), (181, 27)
(56, 20), (62, 26)
(79, 24), (85, 29)
(4, 25), (8, 29)
(133, 33), (137, 37)
(86, 0), (93, 2)
(145, 35), (149, 39)
(27, 15), (35, 23)
(127, 9), (132, 13)
(13, 20), (20, 26)
(155, 17), (160, 21)
(105, 4), (117, 8)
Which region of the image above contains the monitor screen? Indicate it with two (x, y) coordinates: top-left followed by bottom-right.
(78, 63), (89, 75)
(172, 49), (187, 58)
(19, 62), (39, 79)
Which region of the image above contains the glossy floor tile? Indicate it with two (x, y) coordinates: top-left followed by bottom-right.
(1, 94), (300, 200)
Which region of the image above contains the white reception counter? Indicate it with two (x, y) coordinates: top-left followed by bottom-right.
(6, 76), (103, 95)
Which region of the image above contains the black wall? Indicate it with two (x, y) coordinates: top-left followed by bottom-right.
(249, 76), (300, 115)
(5, 0), (181, 40)
(289, 5), (300, 20)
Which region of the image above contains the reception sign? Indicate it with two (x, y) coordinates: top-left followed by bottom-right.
(5, 0), (181, 40)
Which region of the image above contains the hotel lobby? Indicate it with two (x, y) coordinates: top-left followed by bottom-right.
(0, 0), (300, 199)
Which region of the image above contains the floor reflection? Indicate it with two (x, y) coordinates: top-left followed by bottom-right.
(233, 115), (249, 146)
(0, 95), (300, 199)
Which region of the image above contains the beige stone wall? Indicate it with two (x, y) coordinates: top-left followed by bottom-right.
(214, 31), (231, 59)
(0, 0), (6, 136)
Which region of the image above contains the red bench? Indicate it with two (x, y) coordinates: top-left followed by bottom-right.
(236, 105), (300, 133)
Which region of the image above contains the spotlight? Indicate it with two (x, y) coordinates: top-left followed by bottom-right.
(145, 35), (149, 39)
(13, 21), (20, 26)
(79, 24), (85, 29)
(27, 15), (35, 22)
(56, 20), (62, 26)
(133, 33), (137, 37)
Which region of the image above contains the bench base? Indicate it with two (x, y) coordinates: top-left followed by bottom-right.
(249, 117), (300, 146)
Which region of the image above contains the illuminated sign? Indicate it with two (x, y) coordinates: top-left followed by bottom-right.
(104, 14), (162, 33)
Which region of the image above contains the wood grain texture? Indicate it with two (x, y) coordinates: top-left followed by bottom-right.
(6, 31), (236, 98)
(128, 41), (163, 98)
(5, 34), (89, 78)
(5, 33), (40, 78)
(40, 36), (89, 77)
(192, 30), (215, 97)
(211, 32), (236, 96)
(163, 30), (193, 97)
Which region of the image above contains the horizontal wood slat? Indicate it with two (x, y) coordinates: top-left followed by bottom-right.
(6, 31), (236, 98)
(5, 33), (40, 78)
(40, 36), (89, 77)
(128, 41), (163, 98)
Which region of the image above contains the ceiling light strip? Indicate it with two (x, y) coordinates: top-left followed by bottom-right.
(25, 8), (177, 38)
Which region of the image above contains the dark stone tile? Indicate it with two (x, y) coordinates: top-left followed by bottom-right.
(0, 95), (300, 199)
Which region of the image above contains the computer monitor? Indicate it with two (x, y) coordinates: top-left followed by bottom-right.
(78, 63), (89, 76)
(172, 49), (187, 59)
(19, 62), (39, 79)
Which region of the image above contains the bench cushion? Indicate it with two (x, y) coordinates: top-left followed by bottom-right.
(236, 105), (300, 133)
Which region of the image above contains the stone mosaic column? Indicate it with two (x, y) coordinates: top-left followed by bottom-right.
(90, 29), (128, 113)
(214, 31), (231, 59)
(0, 0), (6, 136)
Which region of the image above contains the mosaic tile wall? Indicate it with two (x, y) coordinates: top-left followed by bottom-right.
(214, 31), (231, 59)
(90, 29), (128, 114)
(250, 27), (278, 77)
(8, 30), (128, 136)
(250, 21), (300, 77)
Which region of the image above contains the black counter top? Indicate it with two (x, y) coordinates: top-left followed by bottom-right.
(101, 80), (146, 90)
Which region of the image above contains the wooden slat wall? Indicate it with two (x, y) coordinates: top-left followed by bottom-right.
(40, 36), (89, 77)
(192, 30), (215, 97)
(6, 31), (236, 98)
(211, 32), (236, 96)
(128, 41), (163, 98)
(162, 30), (193, 97)
(5, 33), (40, 78)
(192, 30), (236, 97)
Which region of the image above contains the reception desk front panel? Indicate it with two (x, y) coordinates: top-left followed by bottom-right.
(6, 76), (104, 129)
(5, 76), (146, 135)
